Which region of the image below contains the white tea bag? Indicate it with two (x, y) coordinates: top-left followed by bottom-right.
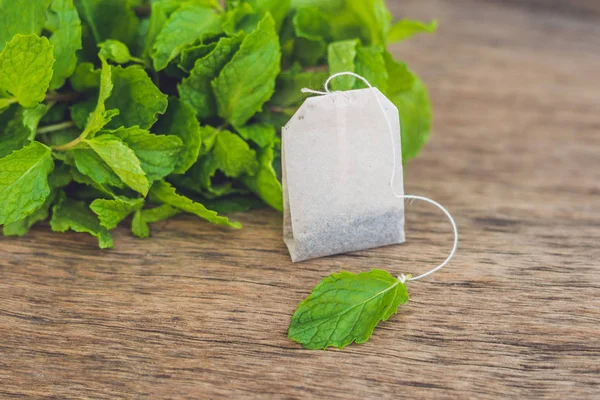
(282, 87), (405, 262)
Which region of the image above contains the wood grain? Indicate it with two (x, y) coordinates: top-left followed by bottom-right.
(1, 0), (599, 398)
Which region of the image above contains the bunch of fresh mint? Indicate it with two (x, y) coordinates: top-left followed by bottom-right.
(0, 0), (436, 247)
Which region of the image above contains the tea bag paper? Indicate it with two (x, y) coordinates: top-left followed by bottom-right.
(282, 87), (405, 262)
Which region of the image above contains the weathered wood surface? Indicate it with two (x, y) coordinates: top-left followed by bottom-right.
(1, 0), (599, 398)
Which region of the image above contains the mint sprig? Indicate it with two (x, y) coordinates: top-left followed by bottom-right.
(0, 0), (436, 246)
(289, 269), (409, 350)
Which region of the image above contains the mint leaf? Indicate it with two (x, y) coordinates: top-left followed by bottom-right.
(71, 145), (125, 189)
(70, 97), (96, 129)
(48, 0), (83, 89)
(105, 65), (168, 129)
(83, 134), (149, 195)
(132, 204), (180, 238)
(0, 142), (54, 225)
(178, 41), (217, 73)
(143, 0), (182, 58)
(3, 165), (71, 236)
(327, 40), (357, 91)
(355, 45), (388, 92)
(235, 123), (275, 149)
(248, 0), (291, 32)
(388, 19), (437, 43)
(69, 62), (100, 92)
(344, 0), (391, 45)
(241, 141), (282, 211)
(212, 130), (258, 178)
(222, 2), (255, 35)
(99, 39), (145, 65)
(90, 196), (144, 229)
(0, 0), (51, 51)
(178, 34), (243, 120)
(269, 67), (328, 107)
(288, 269), (409, 349)
(151, 3), (223, 71)
(153, 97), (201, 174)
(80, 57), (116, 138)
(149, 180), (242, 229)
(0, 34), (55, 108)
(76, 0), (139, 47)
(106, 126), (184, 181)
(0, 104), (47, 157)
(383, 52), (431, 161)
(3, 193), (54, 236)
(293, 7), (330, 66)
(175, 128), (256, 199)
(213, 14), (280, 127)
(50, 190), (113, 248)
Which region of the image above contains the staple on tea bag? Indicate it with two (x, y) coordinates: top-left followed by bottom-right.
(282, 76), (405, 262)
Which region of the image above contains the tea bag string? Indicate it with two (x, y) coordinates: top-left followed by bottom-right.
(301, 72), (458, 283)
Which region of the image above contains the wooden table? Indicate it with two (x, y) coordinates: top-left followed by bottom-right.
(1, 0), (599, 398)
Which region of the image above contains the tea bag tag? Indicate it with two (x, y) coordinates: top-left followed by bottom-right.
(282, 76), (405, 262)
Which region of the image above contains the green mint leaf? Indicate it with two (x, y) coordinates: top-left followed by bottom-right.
(151, 3), (223, 71)
(0, 0), (51, 51)
(0, 34), (55, 108)
(50, 190), (113, 248)
(153, 97), (201, 174)
(48, 163), (73, 189)
(213, 14), (280, 127)
(69, 62), (100, 92)
(99, 39), (146, 65)
(288, 269), (409, 349)
(0, 141), (54, 225)
(70, 97), (96, 129)
(327, 40), (357, 91)
(383, 52), (431, 161)
(3, 164), (72, 236)
(292, 7), (330, 66)
(104, 65), (168, 129)
(143, 0), (182, 59)
(83, 134), (149, 195)
(71, 145), (125, 189)
(388, 19), (437, 43)
(81, 57), (116, 138)
(0, 104), (47, 157)
(76, 0), (139, 48)
(131, 204), (181, 238)
(149, 180), (242, 229)
(48, 0), (83, 89)
(241, 141), (283, 211)
(269, 67), (329, 107)
(90, 196), (144, 230)
(178, 41), (216, 73)
(175, 127), (254, 200)
(355, 45), (388, 92)
(3, 194), (53, 236)
(199, 194), (264, 214)
(248, 0), (291, 32)
(344, 0), (391, 45)
(222, 2), (255, 35)
(104, 126), (184, 182)
(212, 129), (258, 178)
(235, 123), (275, 149)
(179, 34), (244, 120)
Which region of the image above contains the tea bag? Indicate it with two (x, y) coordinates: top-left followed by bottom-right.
(282, 86), (405, 262)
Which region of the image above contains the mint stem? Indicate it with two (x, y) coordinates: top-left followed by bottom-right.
(45, 92), (80, 103)
(37, 121), (77, 135)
